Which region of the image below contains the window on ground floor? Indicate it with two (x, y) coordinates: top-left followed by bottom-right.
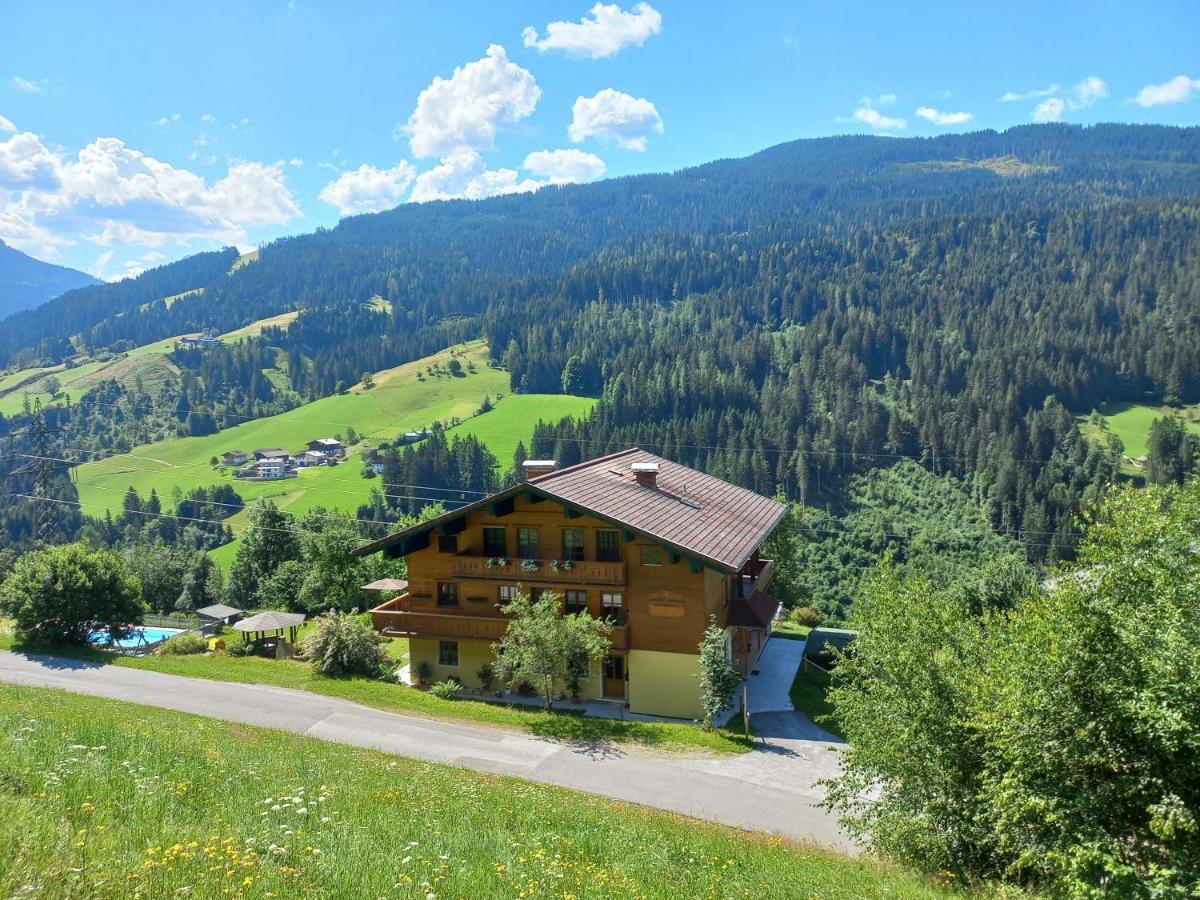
(438, 640), (459, 667)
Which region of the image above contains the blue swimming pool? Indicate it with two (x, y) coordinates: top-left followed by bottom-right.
(89, 626), (184, 650)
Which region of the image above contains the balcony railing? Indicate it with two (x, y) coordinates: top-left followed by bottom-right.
(452, 556), (626, 585)
(369, 593), (629, 649)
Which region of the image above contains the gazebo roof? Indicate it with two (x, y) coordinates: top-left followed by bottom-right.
(194, 603), (242, 620)
(362, 578), (409, 592)
(231, 611), (307, 633)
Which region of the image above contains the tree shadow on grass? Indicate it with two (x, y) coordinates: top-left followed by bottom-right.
(9, 640), (113, 670)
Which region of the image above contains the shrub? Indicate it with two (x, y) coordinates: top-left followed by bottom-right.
(790, 606), (824, 628)
(429, 679), (462, 700)
(477, 662), (495, 691)
(301, 611), (393, 678)
(226, 641), (253, 657)
(413, 660), (434, 686)
(157, 632), (208, 655)
(0, 542), (143, 645)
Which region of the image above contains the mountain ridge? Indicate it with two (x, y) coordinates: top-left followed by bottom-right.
(0, 241), (100, 322)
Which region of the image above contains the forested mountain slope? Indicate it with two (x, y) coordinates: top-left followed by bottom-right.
(0, 241), (98, 320)
(2, 123), (1198, 570)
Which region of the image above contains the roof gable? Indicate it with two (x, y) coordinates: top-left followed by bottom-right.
(354, 449), (786, 572)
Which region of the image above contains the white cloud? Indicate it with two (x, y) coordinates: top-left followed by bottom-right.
(153, 113), (182, 127)
(522, 2), (662, 59)
(0, 132), (301, 260)
(1033, 97), (1065, 122)
(852, 106), (906, 130)
(1133, 74), (1200, 107)
(201, 113), (216, 124)
(10, 76), (43, 94)
(915, 106), (974, 126)
(401, 44), (540, 158)
(0, 131), (60, 190)
(998, 84), (1060, 102)
(569, 88), (663, 151)
(0, 113), (15, 134)
(90, 251), (113, 279)
(523, 148), (606, 184)
(409, 149), (542, 203)
(319, 161), (418, 215)
(1069, 76), (1107, 108)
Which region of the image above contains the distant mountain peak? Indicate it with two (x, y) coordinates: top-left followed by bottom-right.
(0, 242), (100, 321)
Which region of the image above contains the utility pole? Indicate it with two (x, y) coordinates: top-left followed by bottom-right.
(10, 400), (67, 546)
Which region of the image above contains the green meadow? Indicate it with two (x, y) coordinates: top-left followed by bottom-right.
(73, 339), (595, 556)
(1080, 401), (1200, 461)
(0, 684), (965, 899)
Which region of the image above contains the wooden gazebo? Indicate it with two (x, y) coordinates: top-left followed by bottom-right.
(230, 611), (307, 657)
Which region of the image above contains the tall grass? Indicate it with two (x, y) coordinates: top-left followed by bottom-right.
(0, 684), (963, 898)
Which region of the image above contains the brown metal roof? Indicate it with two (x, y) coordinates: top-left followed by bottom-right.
(528, 449), (787, 572)
(724, 590), (781, 629)
(354, 448), (786, 573)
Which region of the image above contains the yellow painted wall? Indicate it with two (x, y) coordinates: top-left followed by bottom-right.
(627, 649), (703, 720)
(408, 637), (604, 700)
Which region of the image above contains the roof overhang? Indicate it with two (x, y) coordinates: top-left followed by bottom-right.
(352, 481), (785, 574)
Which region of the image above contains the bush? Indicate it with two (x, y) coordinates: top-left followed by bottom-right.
(429, 679), (462, 700)
(301, 611), (393, 678)
(476, 662), (495, 691)
(226, 641), (253, 657)
(157, 632), (208, 655)
(413, 660), (434, 686)
(790, 606), (824, 628)
(0, 542), (143, 645)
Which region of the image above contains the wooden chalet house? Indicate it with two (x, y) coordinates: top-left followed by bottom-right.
(355, 449), (786, 719)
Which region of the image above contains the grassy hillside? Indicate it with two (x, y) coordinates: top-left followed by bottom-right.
(0, 684), (961, 898)
(1079, 401), (1200, 467)
(0, 313), (299, 417)
(74, 340), (595, 552)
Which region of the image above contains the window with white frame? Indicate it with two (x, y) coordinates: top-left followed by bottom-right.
(602, 591), (625, 625)
(498, 584), (520, 604)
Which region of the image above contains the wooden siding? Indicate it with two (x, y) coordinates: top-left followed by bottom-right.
(395, 494), (732, 655)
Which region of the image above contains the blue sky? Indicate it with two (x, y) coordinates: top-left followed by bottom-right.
(2, 1), (1198, 279)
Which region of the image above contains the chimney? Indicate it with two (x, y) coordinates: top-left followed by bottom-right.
(631, 461), (659, 487)
(522, 459), (557, 479)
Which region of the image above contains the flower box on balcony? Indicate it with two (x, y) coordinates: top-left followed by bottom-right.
(520, 559), (542, 572)
(485, 557), (511, 569)
(550, 559), (575, 573)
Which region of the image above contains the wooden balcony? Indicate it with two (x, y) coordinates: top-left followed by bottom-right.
(734, 557), (775, 599)
(451, 556), (626, 586)
(369, 593), (630, 649)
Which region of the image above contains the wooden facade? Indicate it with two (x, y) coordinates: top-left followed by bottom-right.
(361, 450), (785, 716)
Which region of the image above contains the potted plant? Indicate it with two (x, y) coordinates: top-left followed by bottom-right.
(486, 556), (510, 569)
(520, 558), (541, 572)
(413, 660), (433, 687)
(477, 662), (495, 692)
(551, 559), (575, 573)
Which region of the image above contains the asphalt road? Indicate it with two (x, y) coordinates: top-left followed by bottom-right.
(0, 649), (854, 853)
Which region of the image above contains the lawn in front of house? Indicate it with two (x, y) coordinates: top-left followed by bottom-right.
(0, 621), (751, 755)
(0, 683), (965, 899)
(789, 659), (843, 737)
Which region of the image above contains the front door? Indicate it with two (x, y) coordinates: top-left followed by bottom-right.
(603, 655), (626, 699)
